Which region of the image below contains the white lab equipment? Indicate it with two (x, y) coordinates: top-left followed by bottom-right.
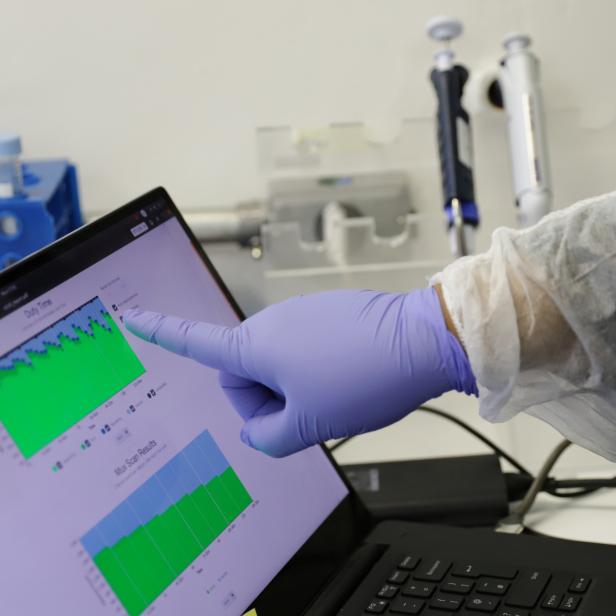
(499, 33), (552, 228)
(246, 123), (449, 305)
(432, 191), (616, 461)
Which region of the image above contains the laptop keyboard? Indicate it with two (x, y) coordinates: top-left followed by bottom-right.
(364, 554), (591, 615)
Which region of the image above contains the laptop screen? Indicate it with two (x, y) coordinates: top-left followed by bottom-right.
(0, 192), (349, 615)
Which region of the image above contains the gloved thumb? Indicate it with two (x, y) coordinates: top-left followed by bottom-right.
(123, 309), (248, 377)
(241, 407), (306, 458)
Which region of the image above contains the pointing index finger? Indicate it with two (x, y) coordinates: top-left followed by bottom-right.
(123, 309), (248, 377)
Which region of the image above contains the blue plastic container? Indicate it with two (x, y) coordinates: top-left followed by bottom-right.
(0, 160), (83, 269)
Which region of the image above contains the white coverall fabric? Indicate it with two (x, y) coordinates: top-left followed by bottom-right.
(431, 192), (616, 460)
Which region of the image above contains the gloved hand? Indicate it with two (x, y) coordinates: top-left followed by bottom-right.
(124, 287), (477, 457)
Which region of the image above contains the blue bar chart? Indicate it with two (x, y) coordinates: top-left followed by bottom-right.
(81, 430), (252, 615)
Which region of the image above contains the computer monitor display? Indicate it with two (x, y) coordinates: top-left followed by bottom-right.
(0, 193), (348, 615)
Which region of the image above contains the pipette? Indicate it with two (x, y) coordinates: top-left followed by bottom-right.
(426, 16), (479, 257)
(499, 33), (552, 227)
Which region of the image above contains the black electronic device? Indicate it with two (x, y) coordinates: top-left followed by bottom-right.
(335, 520), (610, 615)
(1, 187), (615, 616)
(342, 454), (509, 526)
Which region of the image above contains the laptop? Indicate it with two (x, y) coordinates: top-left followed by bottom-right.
(1, 187), (615, 616)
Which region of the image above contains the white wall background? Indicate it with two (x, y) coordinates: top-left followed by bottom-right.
(3, 0), (616, 224)
(4, 0), (616, 478)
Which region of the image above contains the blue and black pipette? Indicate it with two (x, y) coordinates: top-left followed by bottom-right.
(426, 16), (479, 257)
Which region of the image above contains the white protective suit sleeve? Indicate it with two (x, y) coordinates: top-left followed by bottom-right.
(431, 191), (616, 461)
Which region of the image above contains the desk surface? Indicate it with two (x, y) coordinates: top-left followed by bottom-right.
(526, 491), (616, 545)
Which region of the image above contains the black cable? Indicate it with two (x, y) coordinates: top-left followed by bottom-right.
(544, 485), (598, 498)
(328, 404), (533, 477)
(329, 436), (353, 452)
(416, 405), (533, 477)
(328, 406), (614, 501)
(505, 472), (602, 500)
(549, 477), (616, 489)
(545, 476), (614, 498)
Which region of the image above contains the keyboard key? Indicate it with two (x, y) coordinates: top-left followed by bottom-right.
(399, 555), (420, 571)
(569, 575), (591, 593)
(441, 577), (473, 595)
(452, 563), (518, 580)
(481, 566), (518, 580)
(376, 584), (398, 599)
(496, 610), (529, 616)
(365, 599), (388, 613)
(431, 593), (463, 610)
(505, 570), (550, 608)
(541, 592), (562, 609)
(452, 563), (482, 578)
(414, 558), (451, 582)
(388, 570), (410, 585)
(402, 581), (435, 598)
(466, 595), (500, 612)
(389, 596), (424, 614)
(477, 578), (509, 596)
(559, 594), (581, 611)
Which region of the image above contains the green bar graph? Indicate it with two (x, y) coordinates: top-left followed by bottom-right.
(81, 431), (253, 616)
(0, 297), (145, 458)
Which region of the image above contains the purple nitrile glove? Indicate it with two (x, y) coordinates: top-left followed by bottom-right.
(124, 287), (477, 457)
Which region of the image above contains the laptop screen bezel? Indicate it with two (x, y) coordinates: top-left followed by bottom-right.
(0, 186), (372, 615)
